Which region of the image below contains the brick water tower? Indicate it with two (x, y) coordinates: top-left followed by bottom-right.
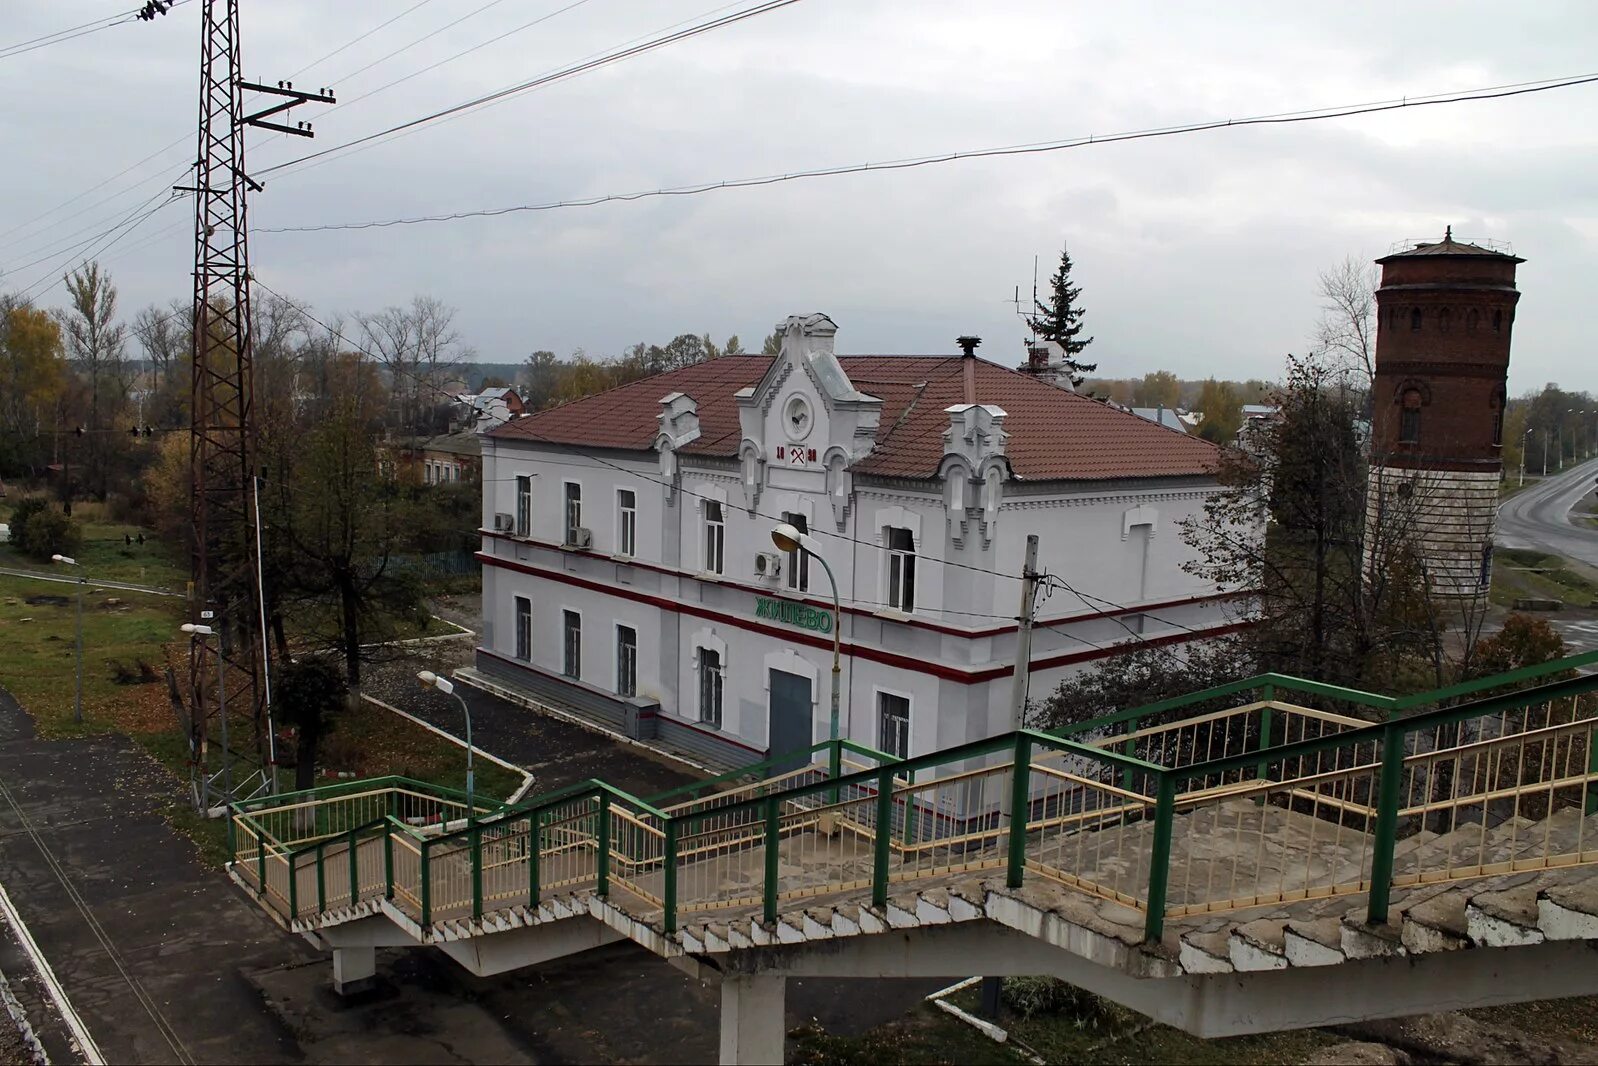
(1366, 228), (1523, 598)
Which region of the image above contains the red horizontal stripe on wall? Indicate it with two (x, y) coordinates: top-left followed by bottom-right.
(479, 552), (1252, 686)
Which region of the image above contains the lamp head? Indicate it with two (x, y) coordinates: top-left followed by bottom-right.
(51, 554), (76, 565)
(181, 623), (213, 636)
(417, 670), (454, 695)
(770, 522), (803, 555)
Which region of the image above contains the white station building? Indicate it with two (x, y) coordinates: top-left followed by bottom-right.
(475, 314), (1244, 770)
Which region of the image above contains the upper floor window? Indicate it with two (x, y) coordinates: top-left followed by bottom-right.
(1491, 391), (1505, 447)
(704, 500), (725, 575)
(564, 482), (582, 545)
(699, 648), (724, 727)
(515, 475), (532, 536)
(783, 512), (810, 592)
(616, 624), (637, 698)
(562, 610), (581, 679)
(1410, 308), (1423, 331)
(617, 489), (637, 557)
(885, 526), (916, 612)
(1399, 389), (1423, 444)
(1492, 310), (1503, 333)
(878, 692), (910, 759)
(514, 596), (532, 661)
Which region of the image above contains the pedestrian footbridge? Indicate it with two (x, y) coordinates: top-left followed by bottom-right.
(229, 654), (1598, 1063)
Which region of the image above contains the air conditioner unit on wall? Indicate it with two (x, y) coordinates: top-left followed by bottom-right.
(493, 512), (514, 532)
(570, 527), (594, 549)
(754, 551), (782, 578)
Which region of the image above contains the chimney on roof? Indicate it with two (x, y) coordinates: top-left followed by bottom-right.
(957, 335), (980, 405)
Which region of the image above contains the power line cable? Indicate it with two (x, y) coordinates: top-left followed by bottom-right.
(0, 0), (189, 60)
(285, 0), (443, 80)
(257, 70), (1598, 233)
(257, 0), (804, 179)
(17, 191), (182, 301)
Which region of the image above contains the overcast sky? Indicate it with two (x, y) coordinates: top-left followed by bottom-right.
(4, 1), (1595, 393)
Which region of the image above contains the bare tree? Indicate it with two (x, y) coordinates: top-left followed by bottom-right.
(132, 299), (190, 428)
(1315, 256), (1378, 387)
(359, 295), (469, 434)
(57, 262), (128, 497)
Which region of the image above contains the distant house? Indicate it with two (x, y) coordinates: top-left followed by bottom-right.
(1242, 403), (1279, 422)
(455, 388), (524, 432)
(1130, 406), (1190, 433)
(381, 429), (482, 486)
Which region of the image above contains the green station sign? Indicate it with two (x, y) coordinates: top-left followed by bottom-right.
(755, 596), (833, 633)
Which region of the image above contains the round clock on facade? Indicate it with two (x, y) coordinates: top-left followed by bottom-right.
(783, 394), (813, 441)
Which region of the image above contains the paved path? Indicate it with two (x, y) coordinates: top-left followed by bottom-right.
(0, 680), (937, 1062)
(1497, 455), (1598, 566)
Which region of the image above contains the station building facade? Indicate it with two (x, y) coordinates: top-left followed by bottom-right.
(475, 313), (1245, 769)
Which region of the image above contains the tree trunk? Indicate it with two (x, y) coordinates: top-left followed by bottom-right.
(339, 575), (362, 691)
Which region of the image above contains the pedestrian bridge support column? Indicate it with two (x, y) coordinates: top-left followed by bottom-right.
(332, 946), (376, 996)
(719, 973), (785, 1066)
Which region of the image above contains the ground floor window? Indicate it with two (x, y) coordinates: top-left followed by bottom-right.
(514, 596), (531, 660)
(878, 691), (910, 759)
(562, 610), (581, 679)
(616, 625), (637, 697)
(699, 648), (724, 728)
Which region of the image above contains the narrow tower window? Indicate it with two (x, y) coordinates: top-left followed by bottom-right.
(1492, 310), (1503, 333)
(1410, 308), (1423, 331)
(1399, 389), (1423, 444)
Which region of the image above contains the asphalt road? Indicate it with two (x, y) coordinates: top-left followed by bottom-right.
(1497, 455), (1598, 567)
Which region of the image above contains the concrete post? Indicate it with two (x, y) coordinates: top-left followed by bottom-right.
(331, 946), (376, 996)
(718, 973), (785, 1066)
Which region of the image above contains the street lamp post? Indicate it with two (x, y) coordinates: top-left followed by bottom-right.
(1519, 426), (1533, 488)
(418, 671), (474, 823)
(771, 522), (842, 784)
(50, 555), (84, 725)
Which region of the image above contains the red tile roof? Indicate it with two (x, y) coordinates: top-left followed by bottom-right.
(490, 355), (1219, 482)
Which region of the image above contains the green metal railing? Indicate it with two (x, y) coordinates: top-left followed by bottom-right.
(231, 653), (1598, 946)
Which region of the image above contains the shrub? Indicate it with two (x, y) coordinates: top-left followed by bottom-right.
(12, 501), (81, 561)
(1001, 977), (1123, 1031)
(6, 496), (48, 545)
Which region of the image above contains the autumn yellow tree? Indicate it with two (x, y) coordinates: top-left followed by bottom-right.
(0, 300), (68, 477)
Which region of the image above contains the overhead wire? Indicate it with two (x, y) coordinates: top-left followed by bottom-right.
(256, 0), (804, 179)
(0, 1), (191, 61)
(256, 70), (1598, 233)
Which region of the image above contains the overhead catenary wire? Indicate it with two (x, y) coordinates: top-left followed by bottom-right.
(256, 0), (805, 179)
(257, 70), (1598, 233)
(0, 0), (190, 62)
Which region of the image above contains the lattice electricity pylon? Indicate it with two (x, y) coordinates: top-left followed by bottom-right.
(181, 0), (331, 808)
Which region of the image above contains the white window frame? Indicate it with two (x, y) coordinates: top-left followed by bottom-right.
(615, 623), (637, 698)
(698, 647), (724, 728)
(782, 510), (810, 592)
(617, 488), (637, 558)
(561, 608), (581, 679)
(514, 596), (532, 661)
(875, 686), (912, 760)
(562, 480), (583, 545)
(703, 499), (725, 575)
(884, 525), (916, 613)
(515, 474), (533, 537)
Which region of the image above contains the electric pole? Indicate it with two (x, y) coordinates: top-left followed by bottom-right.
(181, 0), (332, 808)
(984, 534), (1041, 1021)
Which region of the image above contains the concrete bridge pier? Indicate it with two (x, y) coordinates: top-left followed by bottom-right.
(718, 973), (785, 1066)
(331, 946), (376, 996)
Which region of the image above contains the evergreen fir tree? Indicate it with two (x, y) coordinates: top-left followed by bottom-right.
(1025, 244), (1096, 387)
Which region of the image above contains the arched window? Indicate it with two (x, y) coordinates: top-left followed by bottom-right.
(1438, 308), (1451, 333)
(1410, 308), (1423, 331)
(1492, 309), (1503, 333)
(1466, 308), (1479, 332)
(1490, 389), (1505, 447)
(1399, 388), (1423, 444)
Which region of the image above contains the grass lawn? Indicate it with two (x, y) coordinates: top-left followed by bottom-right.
(1491, 547), (1598, 608)
(1499, 474), (1545, 500)
(0, 511), (517, 866)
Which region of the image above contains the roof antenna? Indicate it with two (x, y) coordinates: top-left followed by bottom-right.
(1445, 224), (1453, 241)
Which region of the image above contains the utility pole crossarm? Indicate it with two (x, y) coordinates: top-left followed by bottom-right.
(239, 81), (335, 137)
